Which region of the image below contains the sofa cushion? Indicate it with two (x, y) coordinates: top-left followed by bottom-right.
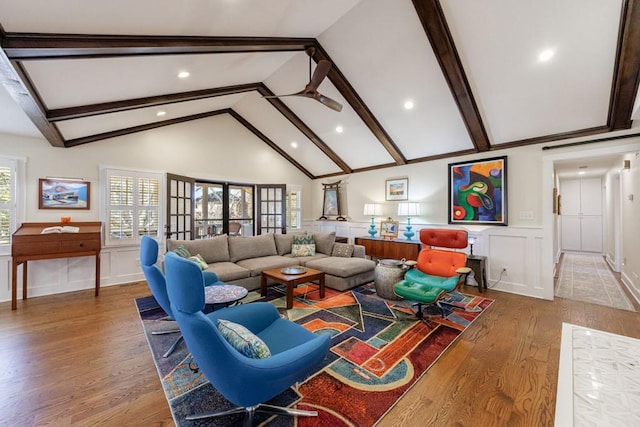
(293, 235), (315, 245)
(172, 244), (192, 258)
(188, 254), (208, 270)
(292, 244), (316, 257)
(306, 257), (375, 278)
(205, 262), (251, 282)
(167, 235), (230, 263)
(236, 255), (299, 277)
(286, 253), (329, 266)
(274, 232), (306, 256)
(331, 243), (354, 258)
(229, 234), (277, 262)
(313, 232), (336, 255)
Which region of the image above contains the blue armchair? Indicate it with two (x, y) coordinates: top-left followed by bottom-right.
(139, 236), (223, 357)
(164, 251), (330, 425)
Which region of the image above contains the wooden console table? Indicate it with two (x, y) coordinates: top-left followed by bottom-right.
(11, 222), (102, 310)
(354, 236), (422, 261)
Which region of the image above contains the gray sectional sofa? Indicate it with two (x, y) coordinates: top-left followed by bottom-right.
(166, 232), (375, 292)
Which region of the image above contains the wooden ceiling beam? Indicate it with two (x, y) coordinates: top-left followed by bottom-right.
(411, 0), (491, 152)
(48, 83), (260, 121)
(310, 43), (407, 166)
(608, 0), (640, 130)
(0, 29), (65, 146)
(2, 33), (315, 60)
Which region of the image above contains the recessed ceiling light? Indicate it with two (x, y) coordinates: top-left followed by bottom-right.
(156, 111), (166, 117)
(404, 100), (414, 110)
(538, 49), (554, 62)
(335, 126), (344, 134)
(177, 71), (190, 79)
(578, 171), (586, 175)
(291, 141), (298, 148)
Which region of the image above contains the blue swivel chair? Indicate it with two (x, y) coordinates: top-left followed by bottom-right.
(164, 252), (330, 426)
(139, 235), (223, 357)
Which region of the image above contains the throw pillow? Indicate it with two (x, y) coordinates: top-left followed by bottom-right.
(188, 254), (208, 271)
(293, 235), (315, 245)
(291, 243), (316, 257)
(173, 244), (192, 259)
(217, 319), (271, 359)
(331, 242), (354, 258)
(313, 232), (336, 255)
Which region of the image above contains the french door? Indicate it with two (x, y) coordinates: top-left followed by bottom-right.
(257, 184), (286, 234)
(165, 173), (194, 240)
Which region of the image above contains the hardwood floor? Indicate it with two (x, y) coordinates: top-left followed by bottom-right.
(2, 281), (639, 426)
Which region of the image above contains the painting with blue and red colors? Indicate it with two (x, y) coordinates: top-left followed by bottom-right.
(448, 156), (507, 225)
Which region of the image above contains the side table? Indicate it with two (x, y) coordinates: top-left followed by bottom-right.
(204, 284), (248, 310)
(466, 255), (487, 293)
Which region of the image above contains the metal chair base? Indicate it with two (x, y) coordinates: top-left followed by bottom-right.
(186, 403), (318, 427)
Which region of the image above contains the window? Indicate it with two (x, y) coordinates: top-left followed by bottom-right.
(0, 158), (17, 252)
(104, 168), (162, 245)
(286, 185), (302, 230)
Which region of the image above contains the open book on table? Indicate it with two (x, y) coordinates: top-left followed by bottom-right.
(41, 225), (80, 234)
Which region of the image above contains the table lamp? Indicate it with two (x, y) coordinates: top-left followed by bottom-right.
(468, 236), (476, 257)
(397, 202), (420, 240)
(363, 203), (383, 237)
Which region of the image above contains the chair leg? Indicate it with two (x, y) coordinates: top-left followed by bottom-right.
(186, 403), (318, 426)
(162, 334), (184, 358)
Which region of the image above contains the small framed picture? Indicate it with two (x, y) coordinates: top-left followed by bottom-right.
(39, 178), (90, 210)
(385, 178), (408, 201)
(380, 220), (399, 239)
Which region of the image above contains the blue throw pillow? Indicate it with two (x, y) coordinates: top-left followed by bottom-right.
(217, 319), (271, 359)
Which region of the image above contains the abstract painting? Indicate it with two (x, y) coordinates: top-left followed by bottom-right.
(448, 156), (507, 225)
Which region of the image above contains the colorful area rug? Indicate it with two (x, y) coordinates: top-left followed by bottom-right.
(136, 283), (493, 426)
(556, 253), (635, 311)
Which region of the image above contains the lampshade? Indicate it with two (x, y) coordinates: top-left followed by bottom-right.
(363, 203), (383, 216)
(468, 236), (477, 245)
(397, 202), (420, 216)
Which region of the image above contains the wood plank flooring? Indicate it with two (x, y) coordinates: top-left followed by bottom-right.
(2, 281), (639, 426)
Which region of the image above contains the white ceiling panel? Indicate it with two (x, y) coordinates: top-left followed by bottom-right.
(318, 0), (474, 159)
(441, 0), (622, 144)
(23, 52), (297, 109)
(233, 93), (342, 177)
(56, 93), (247, 140)
(0, 84), (41, 138)
(0, 0), (363, 37)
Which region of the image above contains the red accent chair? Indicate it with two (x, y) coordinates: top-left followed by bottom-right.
(394, 229), (471, 319)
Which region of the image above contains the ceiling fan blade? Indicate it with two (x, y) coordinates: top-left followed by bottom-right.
(314, 93), (343, 112)
(305, 60), (331, 93)
(262, 91), (304, 99)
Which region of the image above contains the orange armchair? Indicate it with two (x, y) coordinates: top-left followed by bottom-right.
(394, 229), (471, 319)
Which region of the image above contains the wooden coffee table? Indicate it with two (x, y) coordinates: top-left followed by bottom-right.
(261, 267), (325, 309)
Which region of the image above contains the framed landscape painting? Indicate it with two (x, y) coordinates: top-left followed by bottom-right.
(39, 178), (90, 209)
(385, 178), (408, 201)
(448, 156), (507, 225)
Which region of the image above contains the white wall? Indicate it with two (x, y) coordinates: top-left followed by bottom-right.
(620, 151), (640, 301)
(3, 116), (640, 305)
(308, 144), (547, 299)
(0, 114), (312, 303)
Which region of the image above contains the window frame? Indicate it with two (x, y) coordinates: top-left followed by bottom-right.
(286, 184), (302, 231)
(101, 166), (164, 247)
(0, 157), (21, 255)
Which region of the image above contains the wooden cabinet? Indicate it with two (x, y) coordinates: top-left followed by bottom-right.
(466, 255), (487, 292)
(354, 236), (421, 261)
(11, 222), (102, 310)
(560, 177), (602, 252)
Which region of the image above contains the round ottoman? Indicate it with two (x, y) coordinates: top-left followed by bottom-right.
(374, 259), (408, 300)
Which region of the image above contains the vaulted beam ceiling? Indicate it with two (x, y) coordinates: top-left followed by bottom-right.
(1, 1), (639, 179)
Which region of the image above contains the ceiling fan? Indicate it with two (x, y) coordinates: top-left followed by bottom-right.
(263, 47), (343, 112)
